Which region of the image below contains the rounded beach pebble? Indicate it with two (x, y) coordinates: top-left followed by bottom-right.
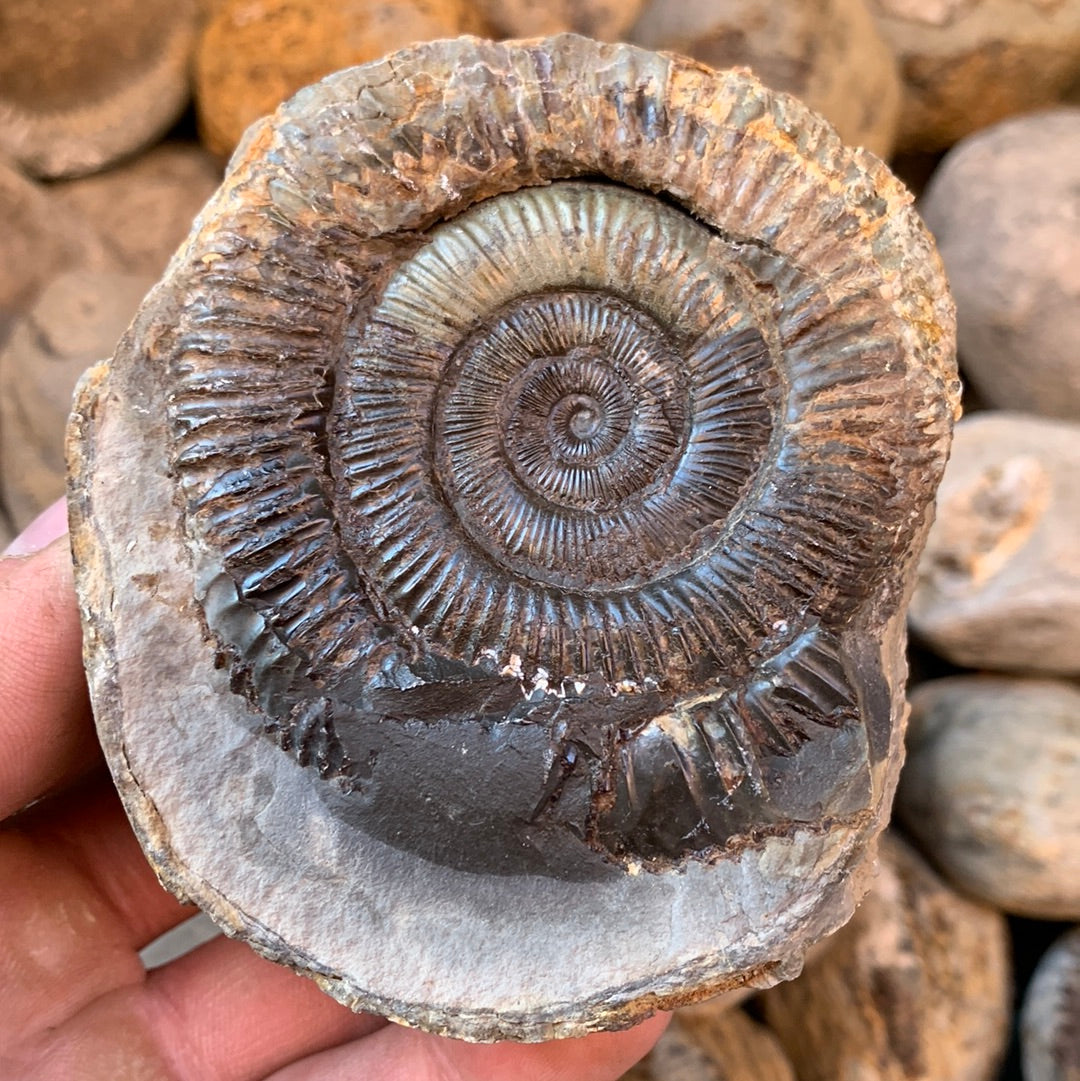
(194, 0), (485, 157)
(50, 142), (221, 279)
(920, 109), (1080, 421)
(757, 831), (1012, 1081)
(630, 0), (901, 159)
(0, 156), (87, 341)
(0, 0), (199, 178)
(623, 1007), (796, 1081)
(476, 0), (647, 39)
(909, 411), (1080, 675)
(1, 270), (155, 529)
(868, 0), (1080, 152)
(897, 676), (1080, 920)
(1022, 926), (1080, 1081)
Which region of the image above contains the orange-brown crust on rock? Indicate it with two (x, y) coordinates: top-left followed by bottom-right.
(194, 0), (486, 157)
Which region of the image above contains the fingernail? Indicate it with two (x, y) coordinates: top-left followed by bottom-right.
(3, 499), (70, 558)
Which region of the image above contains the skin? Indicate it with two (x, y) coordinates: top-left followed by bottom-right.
(0, 499), (667, 1081)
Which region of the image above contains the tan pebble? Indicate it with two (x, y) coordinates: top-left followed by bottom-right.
(909, 412), (1080, 675)
(1022, 926), (1080, 1081)
(897, 676), (1080, 920)
(677, 1007), (796, 1081)
(194, 0), (484, 157)
(0, 157), (93, 337)
(624, 1008), (796, 1081)
(0, 0), (199, 178)
(0, 271), (155, 529)
(759, 832), (1011, 1081)
(51, 143), (222, 280)
(620, 1022), (723, 1081)
(919, 109), (1080, 421)
(629, 0), (902, 158)
(868, 0), (1080, 151)
(475, 0), (646, 39)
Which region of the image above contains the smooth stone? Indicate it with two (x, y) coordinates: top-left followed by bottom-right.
(194, 0), (484, 157)
(0, 145), (214, 532)
(624, 1007), (796, 1081)
(868, 0), (1080, 152)
(0, 0), (199, 178)
(898, 676), (1080, 919)
(909, 412), (1080, 675)
(0, 271), (155, 530)
(1021, 926), (1080, 1081)
(919, 109), (1080, 421)
(51, 143), (222, 280)
(630, 0), (901, 159)
(0, 156), (96, 342)
(476, 0), (647, 38)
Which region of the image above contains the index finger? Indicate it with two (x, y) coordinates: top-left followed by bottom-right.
(0, 501), (100, 821)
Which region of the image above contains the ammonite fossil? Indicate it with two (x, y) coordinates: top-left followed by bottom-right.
(68, 35), (959, 1041)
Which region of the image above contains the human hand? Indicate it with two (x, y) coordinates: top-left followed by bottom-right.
(0, 500), (667, 1081)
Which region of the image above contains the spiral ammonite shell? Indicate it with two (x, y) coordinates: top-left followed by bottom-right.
(69, 35), (959, 1040)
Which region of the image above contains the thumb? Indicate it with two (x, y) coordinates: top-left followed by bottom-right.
(4, 500), (71, 558)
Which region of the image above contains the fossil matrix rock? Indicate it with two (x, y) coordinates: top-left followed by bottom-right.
(68, 36), (958, 1041)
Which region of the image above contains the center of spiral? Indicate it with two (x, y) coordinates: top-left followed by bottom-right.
(564, 395), (602, 442)
(493, 308), (679, 514)
(340, 181), (780, 651)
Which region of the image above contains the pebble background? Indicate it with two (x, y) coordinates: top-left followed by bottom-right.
(1, 2), (1078, 1079)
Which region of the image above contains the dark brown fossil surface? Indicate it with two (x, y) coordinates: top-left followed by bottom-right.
(68, 35), (958, 1041)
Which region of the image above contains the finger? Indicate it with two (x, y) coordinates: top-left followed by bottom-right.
(16, 923), (384, 1081)
(0, 805), (145, 1041)
(3, 499), (71, 558)
(0, 778), (196, 1041)
(265, 1010), (671, 1081)
(140, 935), (385, 1081)
(0, 525), (99, 821)
(17, 775), (198, 949)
